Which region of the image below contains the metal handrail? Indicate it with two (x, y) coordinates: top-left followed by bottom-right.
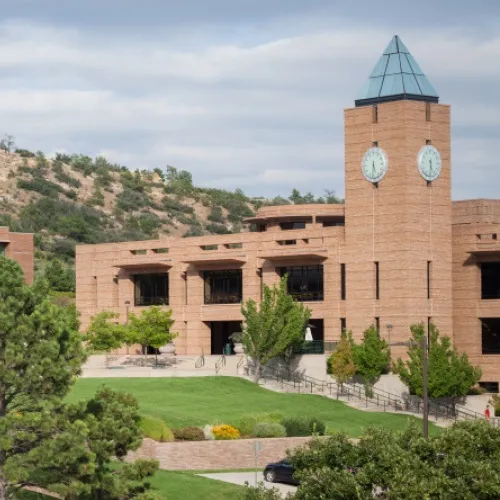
(215, 354), (226, 374)
(236, 356), (246, 371)
(257, 363), (499, 426)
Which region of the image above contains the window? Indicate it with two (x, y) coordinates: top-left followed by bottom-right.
(204, 270), (242, 304)
(134, 274), (169, 306)
(372, 105), (378, 124)
(481, 263), (500, 299)
(375, 262), (380, 300)
(427, 261), (432, 299)
(279, 265), (324, 302)
(130, 249), (147, 255)
(280, 221), (306, 230)
(320, 217), (345, 227)
(277, 240), (297, 246)
(257, 224), (267, 232)
(201, 244), (218, 251)
(375, 317), (380, 331)
(152, 247), (169, 254)
(341, 264), (346, 301)
(0, 243), (6, 256)
(481, 318), (500, 354)
(340, 318), (346, 334)
(225, 243), (243, 249)
(479, 381), (499, 393)
(426, 102), (431, 122)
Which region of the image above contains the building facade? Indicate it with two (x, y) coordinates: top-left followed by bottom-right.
(0, 226), (34, 284)
(76, 36), (500, 390)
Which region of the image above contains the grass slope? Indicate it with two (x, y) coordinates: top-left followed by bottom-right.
(68, 377), (436, 437)
(16, 470), (246, 500)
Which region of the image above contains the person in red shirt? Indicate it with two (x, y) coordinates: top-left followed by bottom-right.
(485, 405), (491, 421)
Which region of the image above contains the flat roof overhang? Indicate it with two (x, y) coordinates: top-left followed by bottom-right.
(243, 215), (314, 225)
(182, 254), (247, 266)
(112, 259), (173, 269)
(468, 248), (500, 256)
(258, 250), (328, 261)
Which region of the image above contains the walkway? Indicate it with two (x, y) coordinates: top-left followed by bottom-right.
(199, 472), (297, 495)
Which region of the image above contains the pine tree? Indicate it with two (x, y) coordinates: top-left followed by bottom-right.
(0, 256), (86, 498)
(241, 277), (311, 382)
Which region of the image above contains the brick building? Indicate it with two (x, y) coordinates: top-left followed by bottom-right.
(76, 36), (500, 390)
(0, 226), (34, 284)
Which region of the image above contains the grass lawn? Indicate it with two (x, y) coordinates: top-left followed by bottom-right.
(68, 376), (437, 437)
(16, 470), (247, 500)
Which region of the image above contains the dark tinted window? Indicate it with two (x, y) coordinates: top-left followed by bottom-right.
(481, 318), (500, 354)
(280, 221), (306, 230)
(279, 265), (323, 302)
(134, 274), (169, 306)
(204, 270), (242, 304)
(481, 263), (500, 299)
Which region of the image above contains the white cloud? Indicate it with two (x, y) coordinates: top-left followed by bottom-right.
(0, 18), (498, 199)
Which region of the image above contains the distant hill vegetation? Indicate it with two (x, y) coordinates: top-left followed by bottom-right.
(0, 134), (342, 287)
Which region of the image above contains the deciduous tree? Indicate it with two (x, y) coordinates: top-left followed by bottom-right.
(395, 323), (482, 405)
(327, 331), (356, 395)
(241, 277), (311, 382)
(85, 311), (127, 367)
(352, 325), (391, 395)
(127, 306), (177, 365)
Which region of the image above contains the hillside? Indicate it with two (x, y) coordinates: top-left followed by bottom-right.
(0, 142), (341, 284)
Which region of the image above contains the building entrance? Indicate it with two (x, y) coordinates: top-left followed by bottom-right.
(210, 321), (242, 355)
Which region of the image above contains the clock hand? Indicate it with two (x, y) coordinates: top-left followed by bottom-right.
(429, 159), (433, 174)
(372, 160), (375, 176)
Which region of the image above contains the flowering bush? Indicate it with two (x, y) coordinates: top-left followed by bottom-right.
(213, 424), (240, 440)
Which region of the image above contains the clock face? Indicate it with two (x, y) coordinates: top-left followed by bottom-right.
(361, 147), (388, 183)
(418, 145), (442, 181)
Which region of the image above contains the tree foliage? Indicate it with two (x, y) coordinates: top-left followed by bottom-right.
(328, 331), (356, 392)
(0, 256), (86, 498)
(0, 258), (160, 499)
(353, 325), (391, 391)
(42, 259), (76, 292)
(395, 322), (482, 400)
(241, 277), (311, 382)
(246, 420), (500, 499)
(127, 306), (178, 363)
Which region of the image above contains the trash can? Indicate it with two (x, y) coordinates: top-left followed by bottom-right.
(224, 343), (232, 355)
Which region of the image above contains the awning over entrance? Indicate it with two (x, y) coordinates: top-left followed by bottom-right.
(182, 254), (247, 266)
(112, 259), (173, 269)
(468, 246), (500, 256)
(243, 215), (313, 225)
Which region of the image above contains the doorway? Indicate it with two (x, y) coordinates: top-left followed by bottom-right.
(210, 321), (242, 355)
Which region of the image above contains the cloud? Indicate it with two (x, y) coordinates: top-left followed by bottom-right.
(0, 15), (498, 200)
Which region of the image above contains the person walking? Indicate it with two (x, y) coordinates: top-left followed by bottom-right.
(485, 404), (491, 421)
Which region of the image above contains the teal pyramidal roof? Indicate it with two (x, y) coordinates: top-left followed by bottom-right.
(355, 35), (439, 107)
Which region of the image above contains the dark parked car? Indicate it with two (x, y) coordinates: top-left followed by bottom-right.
(264, 459), (360, 486)
(264, 459), (300, 485)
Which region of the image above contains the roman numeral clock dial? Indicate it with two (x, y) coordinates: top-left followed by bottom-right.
(418, 145), (442, 182)
(361, 147), (388, 184)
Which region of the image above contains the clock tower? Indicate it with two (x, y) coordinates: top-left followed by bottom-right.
(344, 35), (453, 348)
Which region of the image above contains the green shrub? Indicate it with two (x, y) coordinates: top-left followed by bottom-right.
(235, 412), (284, 436)
(116, 188), (152, 211)
(253, 422), (286, 438)
(172, 426), (205, 441)
(281, 417), (326, 437)
(140, 415), (174, 442)
(17, 178), (63, 197)
(15, 148), (36, 158)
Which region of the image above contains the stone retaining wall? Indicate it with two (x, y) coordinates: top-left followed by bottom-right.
(127, 437), (316, 470)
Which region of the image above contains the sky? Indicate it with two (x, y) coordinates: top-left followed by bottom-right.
(0, 0), (498, 200)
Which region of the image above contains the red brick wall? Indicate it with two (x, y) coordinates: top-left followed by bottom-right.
(127, 437), (319, 470)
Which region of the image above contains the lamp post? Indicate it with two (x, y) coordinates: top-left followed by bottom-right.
(124, 300), (130, 355)
(386, 323), (393, 345)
